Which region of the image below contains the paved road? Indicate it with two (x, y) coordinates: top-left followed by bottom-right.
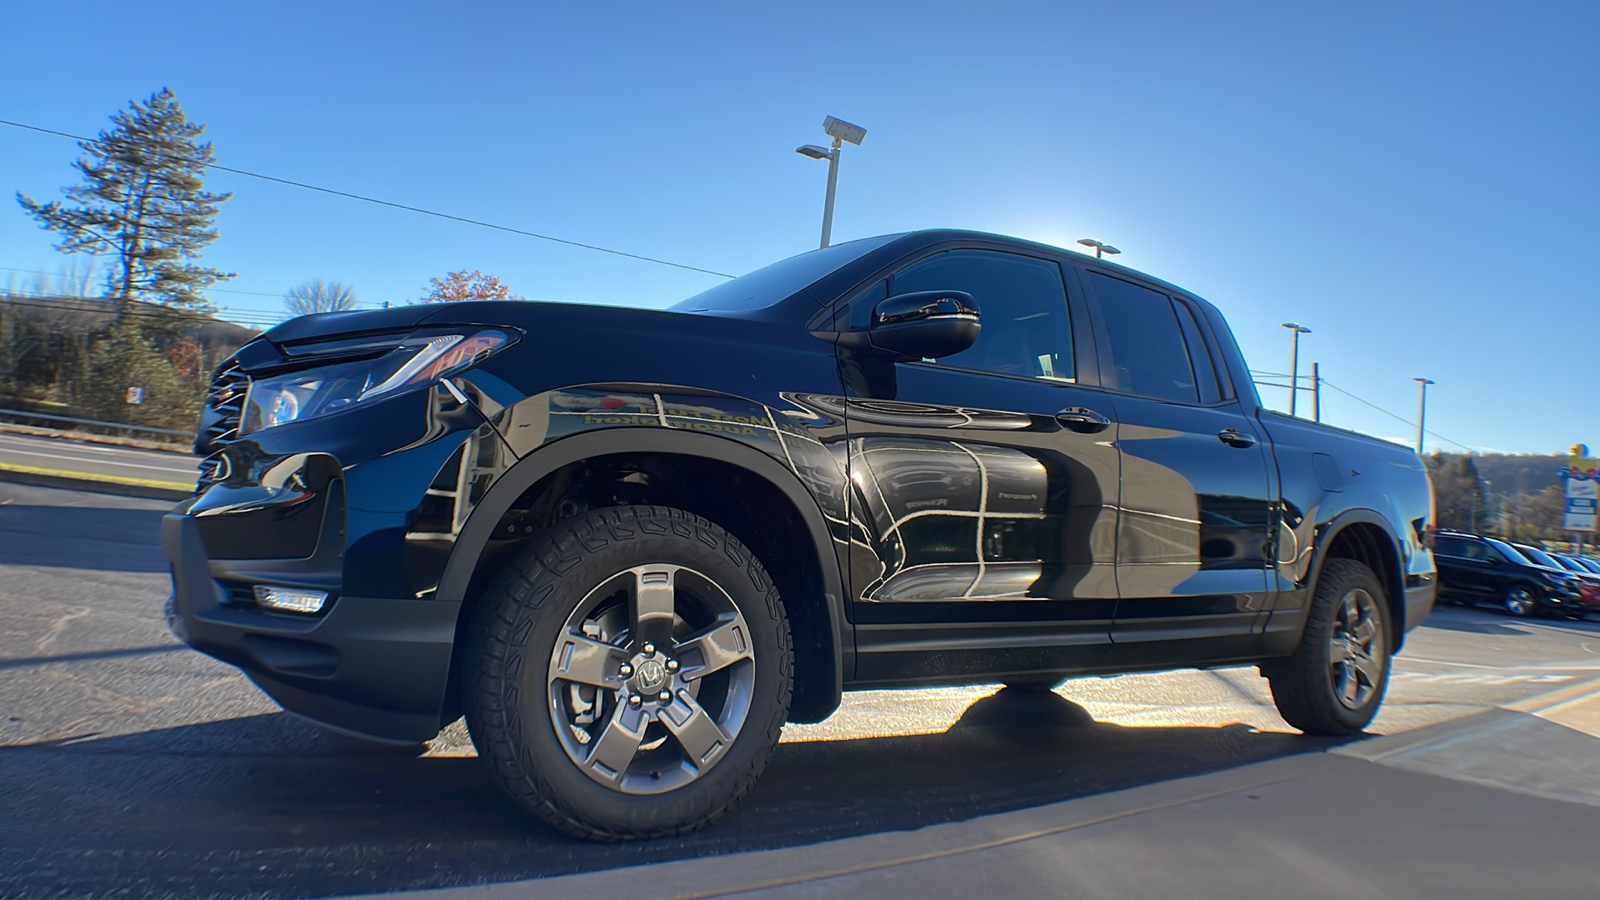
(3, 479), (1599, 899)
(0, 430), (197, 484)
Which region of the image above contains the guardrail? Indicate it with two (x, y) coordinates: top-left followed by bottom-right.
(0, 407), (197, 441)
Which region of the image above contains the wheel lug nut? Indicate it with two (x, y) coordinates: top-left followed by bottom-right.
(619, 664), (633, 677)
(627, 694), (642, 707)
(642, 643), (656, 655)
(658, 690), (673, 703)
(665, 659), (679, 672)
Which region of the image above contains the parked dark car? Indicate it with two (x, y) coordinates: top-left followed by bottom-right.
(1432, 532), (1584, 616)
(164, 230), (1436, 839)
(1548, 552), (1600, 614)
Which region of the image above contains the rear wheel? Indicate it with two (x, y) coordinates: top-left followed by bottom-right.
(1264, 558), (1391, 735)
(1501, 584), (1540, 618)
(466, 505), (792, 840)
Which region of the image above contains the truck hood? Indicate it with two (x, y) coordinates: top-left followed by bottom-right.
(260, 303), (526, 344)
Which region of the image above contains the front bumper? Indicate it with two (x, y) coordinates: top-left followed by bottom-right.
(163, 506), (462, 743)
(162, 386), (506, 743)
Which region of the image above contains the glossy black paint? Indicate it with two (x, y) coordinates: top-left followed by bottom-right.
(163, 229), (1437, 741)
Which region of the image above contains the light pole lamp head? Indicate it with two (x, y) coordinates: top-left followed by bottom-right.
(823, 116), (867, 146)
(1281, 322), (1311, 334)
(1077, 238), (1102, 249)
(1414, 377), (1435, 386)
(796, 144), (831, 161)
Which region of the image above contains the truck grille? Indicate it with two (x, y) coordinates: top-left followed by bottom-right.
(196, 361), (249, 489)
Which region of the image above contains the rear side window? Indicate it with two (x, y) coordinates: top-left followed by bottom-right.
(1434, 536), (1483, 560)
(1085, 272), (1198, 404)
(1173, 301), (1224, 403)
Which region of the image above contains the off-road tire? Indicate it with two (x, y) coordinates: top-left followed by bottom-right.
(465, 505), (792, 840)
(1264, 558), (1391, 735)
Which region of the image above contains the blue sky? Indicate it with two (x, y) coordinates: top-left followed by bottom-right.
(2, 1), (1594, 455)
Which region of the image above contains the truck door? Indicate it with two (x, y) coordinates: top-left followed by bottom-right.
(838, 247), (1123, 684)
(1076, 268), (1276, 659)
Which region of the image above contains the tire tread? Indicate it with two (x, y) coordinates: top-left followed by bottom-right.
(465, 505), (792, 841)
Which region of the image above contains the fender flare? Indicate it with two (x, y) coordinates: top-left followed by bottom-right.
(436, 426), (850, 717)
(1306, 508), (1408, 646)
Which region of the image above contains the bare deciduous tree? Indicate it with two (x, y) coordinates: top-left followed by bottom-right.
(284, 279), (359, 317)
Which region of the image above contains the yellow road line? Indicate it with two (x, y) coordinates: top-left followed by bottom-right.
(0, 461), (192, 492)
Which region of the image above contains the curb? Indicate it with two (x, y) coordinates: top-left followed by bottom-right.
(354, 681), (1600, 900)
(351, 756), (1325, 900)
(0, 462), (192, 501)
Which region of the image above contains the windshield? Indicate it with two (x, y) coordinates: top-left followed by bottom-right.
(670, 234), (899, 312)
(1552, 555), (1585, 572)
(1515, 544), (1562, 569)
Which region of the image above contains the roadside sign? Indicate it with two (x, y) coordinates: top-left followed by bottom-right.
(1561, 448), (1598, 533)
(126, 386), (144, 405)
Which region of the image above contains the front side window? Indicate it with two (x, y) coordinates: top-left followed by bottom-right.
(886, 249), (1074, 381)
(1085, 271), (1201, 404)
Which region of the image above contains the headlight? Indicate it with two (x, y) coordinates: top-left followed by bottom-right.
(240, 329), (510, 434)
(1540, 571), (1571, 587)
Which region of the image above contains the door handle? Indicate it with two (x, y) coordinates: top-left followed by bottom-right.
(1055, 408), (1112, 433)
(1217, 428), (1257, 448)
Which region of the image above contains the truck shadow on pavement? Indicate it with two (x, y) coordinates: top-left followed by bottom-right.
(0, 688), (1345, 900)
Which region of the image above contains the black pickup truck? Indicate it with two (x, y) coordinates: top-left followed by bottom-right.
(164, 230), (1436, 839)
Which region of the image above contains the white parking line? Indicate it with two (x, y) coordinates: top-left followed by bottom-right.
(1394, 672), (1575, 685)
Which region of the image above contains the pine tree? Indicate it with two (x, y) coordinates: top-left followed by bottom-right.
(18, 88), (234, 316)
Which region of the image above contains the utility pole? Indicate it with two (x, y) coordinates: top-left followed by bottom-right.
(1413, 377), (1435, 454)
(1311, 362), (1321, 423)
(1281, 323), (1311, 416)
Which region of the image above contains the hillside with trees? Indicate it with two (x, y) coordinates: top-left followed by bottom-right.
(1426, 452), (1575, 542)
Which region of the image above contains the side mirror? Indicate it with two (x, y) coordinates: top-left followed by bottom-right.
(866, 291), (980, 360)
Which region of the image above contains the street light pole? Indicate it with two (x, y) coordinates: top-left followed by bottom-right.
(1281, 323), (1311, 417)
(1077, 238), (1121, 259)
(796, 116), (867, 250)
(1413, 377), (1435, 455)
(819, 140), (841, 249)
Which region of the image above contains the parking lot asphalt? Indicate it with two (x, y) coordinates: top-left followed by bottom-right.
(4, 479), (1600, 899)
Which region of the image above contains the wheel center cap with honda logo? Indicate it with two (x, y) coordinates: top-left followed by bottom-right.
(633, 659), (668, 694)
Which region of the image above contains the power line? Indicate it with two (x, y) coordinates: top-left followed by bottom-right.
(0, 291), (271, 328)
(1, 117), (737, 280)
(1318, 378), (1476, 453)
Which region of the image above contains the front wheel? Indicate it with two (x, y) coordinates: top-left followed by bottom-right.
(1501, 584), (1541, 618)
(1264, 558), (1391, 735)
(466, 505), (792, 840)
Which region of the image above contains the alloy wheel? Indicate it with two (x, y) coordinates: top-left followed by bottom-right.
(545, 563), (756, 795)
(1504, 587), (1537, 617)
(1328, 587), (1384, 710)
